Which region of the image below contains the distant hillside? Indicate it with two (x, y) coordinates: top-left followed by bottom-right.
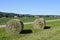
(0, 12), (34, 18)
(0, 12), (60, 18)
(0, 12), (21, 18)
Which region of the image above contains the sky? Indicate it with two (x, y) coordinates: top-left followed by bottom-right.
(0, 0), (60, 15)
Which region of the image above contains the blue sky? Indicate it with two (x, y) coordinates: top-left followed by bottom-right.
(0, 0), (60, 15)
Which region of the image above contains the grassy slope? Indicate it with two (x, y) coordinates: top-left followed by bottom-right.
(0, 17), (59, 25)
(0, 21), (60, 40)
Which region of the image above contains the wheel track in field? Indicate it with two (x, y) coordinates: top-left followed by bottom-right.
(0, 19), (60, 28)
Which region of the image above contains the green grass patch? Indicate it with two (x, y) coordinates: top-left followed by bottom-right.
(0, 18), (12, 25)
(0, 17), (59, 25)
(0, 21), (60, 40)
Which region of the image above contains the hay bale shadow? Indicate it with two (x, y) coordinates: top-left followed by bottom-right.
(44, 26), (51, 29)
(20, 30), (32, 34)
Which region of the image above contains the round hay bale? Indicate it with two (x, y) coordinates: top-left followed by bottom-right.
(6, 19), (24, 34)
(33, 18), (45, 29)
(14, 16), (18, 19)
(34, 16), (40, 18)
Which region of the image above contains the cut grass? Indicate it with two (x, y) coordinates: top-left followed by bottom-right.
(0, 20), (60, 40)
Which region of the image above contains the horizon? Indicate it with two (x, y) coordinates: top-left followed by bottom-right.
(0, 0), (60, 15)
(1, 11), (60, 16)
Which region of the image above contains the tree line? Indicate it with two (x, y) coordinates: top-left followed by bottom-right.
(0, 12), (34, 18)
(0, 12), (60, 18)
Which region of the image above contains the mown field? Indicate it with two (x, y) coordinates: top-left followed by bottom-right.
(0, 17), (59, 25)
(0, 20), (60, 40)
